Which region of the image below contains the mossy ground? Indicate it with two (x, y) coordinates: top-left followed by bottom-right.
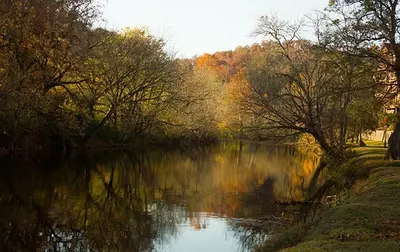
(258, 140), (400, 251)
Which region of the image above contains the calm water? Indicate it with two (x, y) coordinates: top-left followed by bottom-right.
(0, 141), (319, 252)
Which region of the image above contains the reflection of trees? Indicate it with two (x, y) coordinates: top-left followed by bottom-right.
(227, 144), (321, 251)
(229, 225), (268, 252)
(0, 142), (320, 251)
(0, 153), (174, 251)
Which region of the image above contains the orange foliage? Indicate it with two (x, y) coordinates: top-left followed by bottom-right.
(195, 53), (229, 81)
(227, 68), (251, 100)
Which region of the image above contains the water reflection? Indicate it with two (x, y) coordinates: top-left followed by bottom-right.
(0, 141), (319, 251)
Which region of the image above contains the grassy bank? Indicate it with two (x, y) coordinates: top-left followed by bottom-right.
(258, 141), (400, 251)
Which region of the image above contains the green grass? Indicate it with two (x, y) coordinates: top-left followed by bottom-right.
(282, 240), (400, 252)
(258, 141), (400, 252)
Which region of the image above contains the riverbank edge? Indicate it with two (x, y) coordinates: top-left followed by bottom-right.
(258, 141), (400, 251)
(0, 135), (221, 157)
(0, 136), (301, 158)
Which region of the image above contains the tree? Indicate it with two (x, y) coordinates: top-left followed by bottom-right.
(0, 0), (188, 150)
(0, 0), (98, 92)
(163, 60), (224, 140)
(0, 0), (99, 150)
(69, 28), (181, 144)
(327, 0), (400, 158)
(225, 68), (253, 138)
(242, 15), (379, 159)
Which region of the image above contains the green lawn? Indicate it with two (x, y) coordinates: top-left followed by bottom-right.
(258, 141), (400, 251)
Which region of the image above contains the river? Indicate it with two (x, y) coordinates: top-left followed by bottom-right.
(0, 141), (320, 251)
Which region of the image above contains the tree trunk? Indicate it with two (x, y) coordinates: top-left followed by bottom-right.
(310, 130), (338, 160)
(386, 121), (400, 160)
(359, 130), (366, 147)
(83, 105), (115, 144)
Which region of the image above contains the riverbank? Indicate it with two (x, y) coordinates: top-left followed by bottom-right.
(258, 141), (400, 251)
(0, 134), (220, 158)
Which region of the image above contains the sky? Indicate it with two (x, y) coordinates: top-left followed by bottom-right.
(100, 0), (329, 58)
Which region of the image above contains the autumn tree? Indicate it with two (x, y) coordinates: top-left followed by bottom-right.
(225, 68), (253, 138)
(0, 0), (99, 150)
(242, 15), (379, 159)
(0, 0), (189, 150)
(195, 53), (230, 82)
(66, 28), (182, 145)
(162, 60), (225, 140)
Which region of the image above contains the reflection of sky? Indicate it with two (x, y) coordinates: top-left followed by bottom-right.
(150, 143), (317, 251)
(156, 214), (242, 252)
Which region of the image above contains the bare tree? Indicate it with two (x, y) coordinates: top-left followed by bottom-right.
(242, 15), (378, 159)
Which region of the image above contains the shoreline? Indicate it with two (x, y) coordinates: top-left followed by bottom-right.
(257, 141), (400, 251)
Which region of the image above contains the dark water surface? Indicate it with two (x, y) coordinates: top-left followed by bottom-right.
(0, 141), (319, 251)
